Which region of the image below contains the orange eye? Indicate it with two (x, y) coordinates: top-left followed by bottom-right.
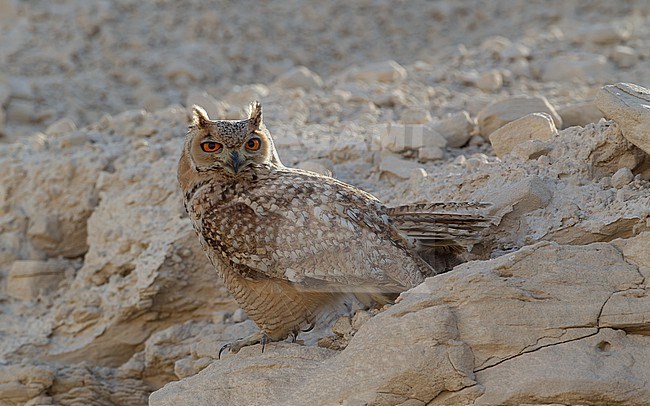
(201, 141), (222, 153)
(245, 138), (261, 151)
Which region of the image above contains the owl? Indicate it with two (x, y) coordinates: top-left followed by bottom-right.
(178, 101), (490, 356)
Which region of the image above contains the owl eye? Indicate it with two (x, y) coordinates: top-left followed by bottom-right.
(201, 141), (222, 153)
(245, 138), (261, 151)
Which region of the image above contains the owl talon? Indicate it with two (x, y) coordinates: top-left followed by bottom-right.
(218, 342), (232, 360)
(218, 331), (269, 359)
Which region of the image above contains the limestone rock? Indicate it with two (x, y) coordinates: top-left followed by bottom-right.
(486, 175), (554, 223)
(345, 60), (407, 83)
(7, 260), (66, 300)
(488, 112), (557, 158)
(595, 82), (650, 156)
(185, 91), (228, 119)
(399, 107), (432, 124)
(610, 167), (634, 189)
(575, 20), (633, 45)
(6, 99), (36, 123)
(477, 96), (562, 138)
(0, 364), (55, 405)
(418, 146), (445, 162)
(541, 54), (610, 82)
(272, 66), (323, 90)
(510, 139), (552, 160)
(558, 101), (603, 128)
(379, 153), (426, 180)
(432, 111), (474, 148)
(379, 123), (447, 153)
(150, 242), (650, 405)
(45, 117), (77, 137)
(609, 45), (638, 68)
(475, 69), (503, 92)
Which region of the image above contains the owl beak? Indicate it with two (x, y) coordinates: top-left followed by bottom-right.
(230, 151), (241, 174)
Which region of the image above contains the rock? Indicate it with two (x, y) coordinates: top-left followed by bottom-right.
(487, 175), (553, 217)
(475, 70), (503, 92)
(432, 111), (474, 148)
(500, 42), (530, 61)
(150, 242), (650, 405)
(45, 117), (77, 136)
(510, 139), (552, 160)
(59, 130), (92, 148)
(575, 20), (633, 45)
(272, 66), (323, 90)
(477, 96), (562, 138)
(186, 91), (228, 119)
(558, 101), (603, 128)
(475, 328), (648, 405)
(379, 123), (447, 153)
(418, 146), (445, 162)
(6, 99), (36, 123)
(611, 232), (650, 281)
(379, 153), (425, 180)
(541, 54), (610, 82)
(610, 167), (634, 188)
(399, 107), (432, 124)
(595, 83), (650, 156)
(510, 59), (531, 78)
(0, 364), (55, 405)
(164, 61), (199, 85)
(488, 112), (557, 158)
(346, 60), (407, 83)
(224, 84), (269, 108)
(7, 260), (66, 300)
(609, 45), (638, 68)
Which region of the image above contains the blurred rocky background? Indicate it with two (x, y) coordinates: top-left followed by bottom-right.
(0, 0), (649, 405)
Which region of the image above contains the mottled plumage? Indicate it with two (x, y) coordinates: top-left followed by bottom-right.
(178, 102), (490, 354)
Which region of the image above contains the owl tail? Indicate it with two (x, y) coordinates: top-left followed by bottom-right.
(387, 202), (494, 273)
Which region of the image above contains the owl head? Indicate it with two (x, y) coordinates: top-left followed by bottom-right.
(184, 101), (282, 175)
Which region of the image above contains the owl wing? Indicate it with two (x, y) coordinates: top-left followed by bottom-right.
(201, 168), (427, 293)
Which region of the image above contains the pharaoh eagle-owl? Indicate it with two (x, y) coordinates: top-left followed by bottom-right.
(178, 101), (489, 354)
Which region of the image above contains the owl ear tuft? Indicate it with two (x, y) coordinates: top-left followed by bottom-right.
(248, 100), (262, 129)
(192, 105), (210, 128)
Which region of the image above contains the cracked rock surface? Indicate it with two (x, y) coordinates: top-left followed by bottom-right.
(151, 242), (650, 405)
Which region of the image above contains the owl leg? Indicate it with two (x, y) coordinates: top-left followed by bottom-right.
(218, 330), (269, 359)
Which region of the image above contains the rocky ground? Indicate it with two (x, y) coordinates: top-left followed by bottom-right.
(1, 0), (649, 405)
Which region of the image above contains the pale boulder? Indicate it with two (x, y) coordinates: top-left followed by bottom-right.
(595, 82), (650, 155)
(475, 69), (503, 92)
(379, 123), (447, 153)
(272, 66), (323, 90)
(558, 101), (603, 128)
(345, 60), (407, 83)
(379, 152), (426, 180)
(45, 117), (77, 137)
(150, 241), (650, 405)
(610, 45), (638, 68)
(399, 107), (432, 124)
(418, 146), (445, 162)
(541, 54), (610, 82)
(610, 167), (634, 189)
(186, 91), (228, 119)
(432, 111), (475, 148)
(575, 20), (633, 45)
(477, 96), (562, 138)
(488, 112), (557, 158)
